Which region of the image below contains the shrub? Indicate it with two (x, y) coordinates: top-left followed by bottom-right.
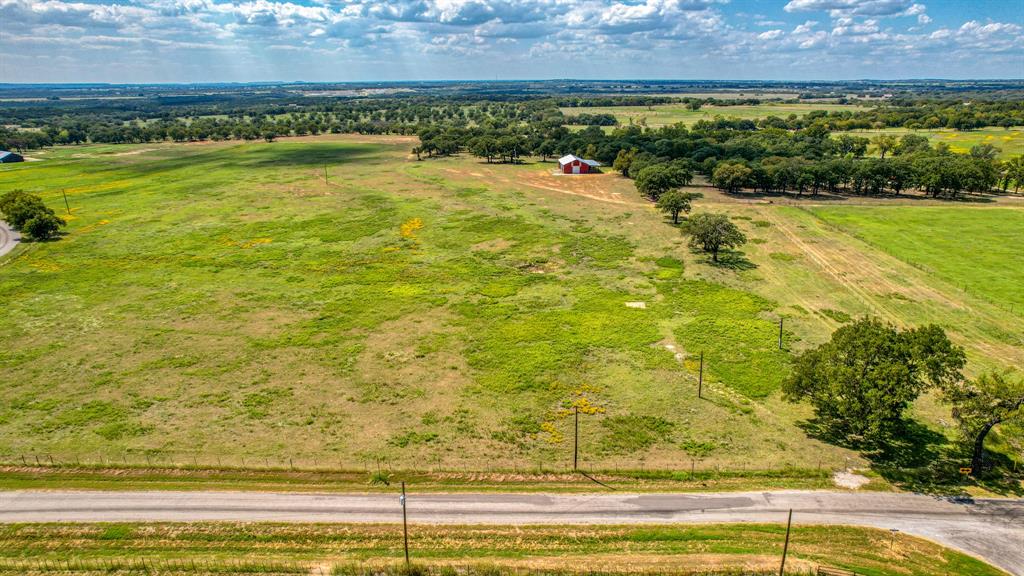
(0, 189), (65, 240)
(23, 212), (65, 240)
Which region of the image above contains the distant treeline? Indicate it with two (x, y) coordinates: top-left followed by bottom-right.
(3, 91), (1023, 154)
(418, 119), (1022, 199)
(2, 91), (1022, 197)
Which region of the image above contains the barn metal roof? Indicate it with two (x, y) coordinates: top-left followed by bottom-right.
(558, 154), (601, 167)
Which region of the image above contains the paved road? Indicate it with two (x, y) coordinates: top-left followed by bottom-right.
(1, 490), (1021, 574)
(0, 220), (19, 259)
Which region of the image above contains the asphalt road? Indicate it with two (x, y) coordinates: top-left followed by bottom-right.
(1, 490), (1021, 574)
(0, 220), (19, 259)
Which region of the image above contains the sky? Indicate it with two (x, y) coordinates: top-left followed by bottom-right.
(1, 0), (1022, 83)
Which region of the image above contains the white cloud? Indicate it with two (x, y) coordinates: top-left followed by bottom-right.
(793, 20), (818, 34)
(0, 0), (1020, 82)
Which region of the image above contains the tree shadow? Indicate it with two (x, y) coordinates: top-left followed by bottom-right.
(119, 140), (384, 178)
(725, 190), (852, 203)
(798, 416), (1024, 496)
(707, 250), (757, 271)
(724, 189), (998, 204)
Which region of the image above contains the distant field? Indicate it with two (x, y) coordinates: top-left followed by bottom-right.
(807, 206), (1024, 311)
(561, 102), (863, 128)
(834, 127), (1024, 159)
(643, 91), (802, 99)
(0, 522), (1003, 576)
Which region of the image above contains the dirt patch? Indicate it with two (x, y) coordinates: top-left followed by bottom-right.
(442, 165), (642, 205)
(833, 470), (871, 489)
(471, 238), (513, 252)
(111, 148), (159, 156)
(662, 343), (685, 362)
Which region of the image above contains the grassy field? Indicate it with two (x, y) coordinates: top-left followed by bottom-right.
(0, 137), (851, 475)
(0, 464), (852, 493)
(696, 197), (1024, 376)
(807, 206), (1024, 311)
(672, 190), (1024, 489)
(834, 127), (1024, 159)
(560, 102), (863, 128)
(0, 522), (1005, 576)
(1, 136), (1021, 489)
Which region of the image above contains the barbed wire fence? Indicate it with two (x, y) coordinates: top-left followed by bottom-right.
(0, 449), (872, 483)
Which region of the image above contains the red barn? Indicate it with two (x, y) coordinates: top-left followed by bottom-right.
(558, 154), (601, 174)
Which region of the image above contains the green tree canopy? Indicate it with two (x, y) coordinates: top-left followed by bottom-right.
(655, 190), (697, 224)
(870, 134), (898, 158)
(783, 318), (966, 446)
(711, 162), (752, 193)
(612, 148), (637, 177)
(0, 189), (66, 240)
(634, 164), (692, 200)
(942, 370), (1024, 475)
(685, 212), (746, 262)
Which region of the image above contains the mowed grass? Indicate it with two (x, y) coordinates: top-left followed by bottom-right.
(0, 522), (1005, 576)
(0, 137), (850, 473)
(560, 102), (863, 128)
(807, 206), (1024, 311)
(834, 127), (1024, 159)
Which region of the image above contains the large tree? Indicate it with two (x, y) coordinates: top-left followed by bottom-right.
(942, 370), (1024, 475)
(711, 162), (752, 193)
(1002, 156), (1024, 193)
(0, 189), (66, 240)
(870, 134), (898, 159)
(634, 164), (692, 200)
(655, 190), (697, 224)
(612, 148), (637, 177)
(686, 213), (746, 262)
(783, 318), (966, 446)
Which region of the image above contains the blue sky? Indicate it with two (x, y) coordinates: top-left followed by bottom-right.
(1, 0), (1022, 83)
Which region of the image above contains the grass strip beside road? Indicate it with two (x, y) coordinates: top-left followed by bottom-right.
(0, 464), (855, 493)
(0, 522), (1005, 576)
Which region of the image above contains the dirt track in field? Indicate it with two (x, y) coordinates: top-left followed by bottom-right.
(443, 166), (643, 205)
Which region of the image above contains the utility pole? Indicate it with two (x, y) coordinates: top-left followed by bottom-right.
(323, 164), (328, 185)
(778, 317), (784, 350)
(698, 351), (704, 399)
(573, 405), (579, 471)
(401, 482), (410, 566)
(62, 189), (70, 215)
(779, 508), (793, 576)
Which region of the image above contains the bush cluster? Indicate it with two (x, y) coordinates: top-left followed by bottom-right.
(0, 190), (65, 241)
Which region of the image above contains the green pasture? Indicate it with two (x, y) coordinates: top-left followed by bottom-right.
(834, 127), (1024, 159)
(808, 206), (1024, 311)
(560, 102), (863, 128)
(0, 522), (1003, 576)
(1, 137), (1021, 488)
(0, 138), (843, 472)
